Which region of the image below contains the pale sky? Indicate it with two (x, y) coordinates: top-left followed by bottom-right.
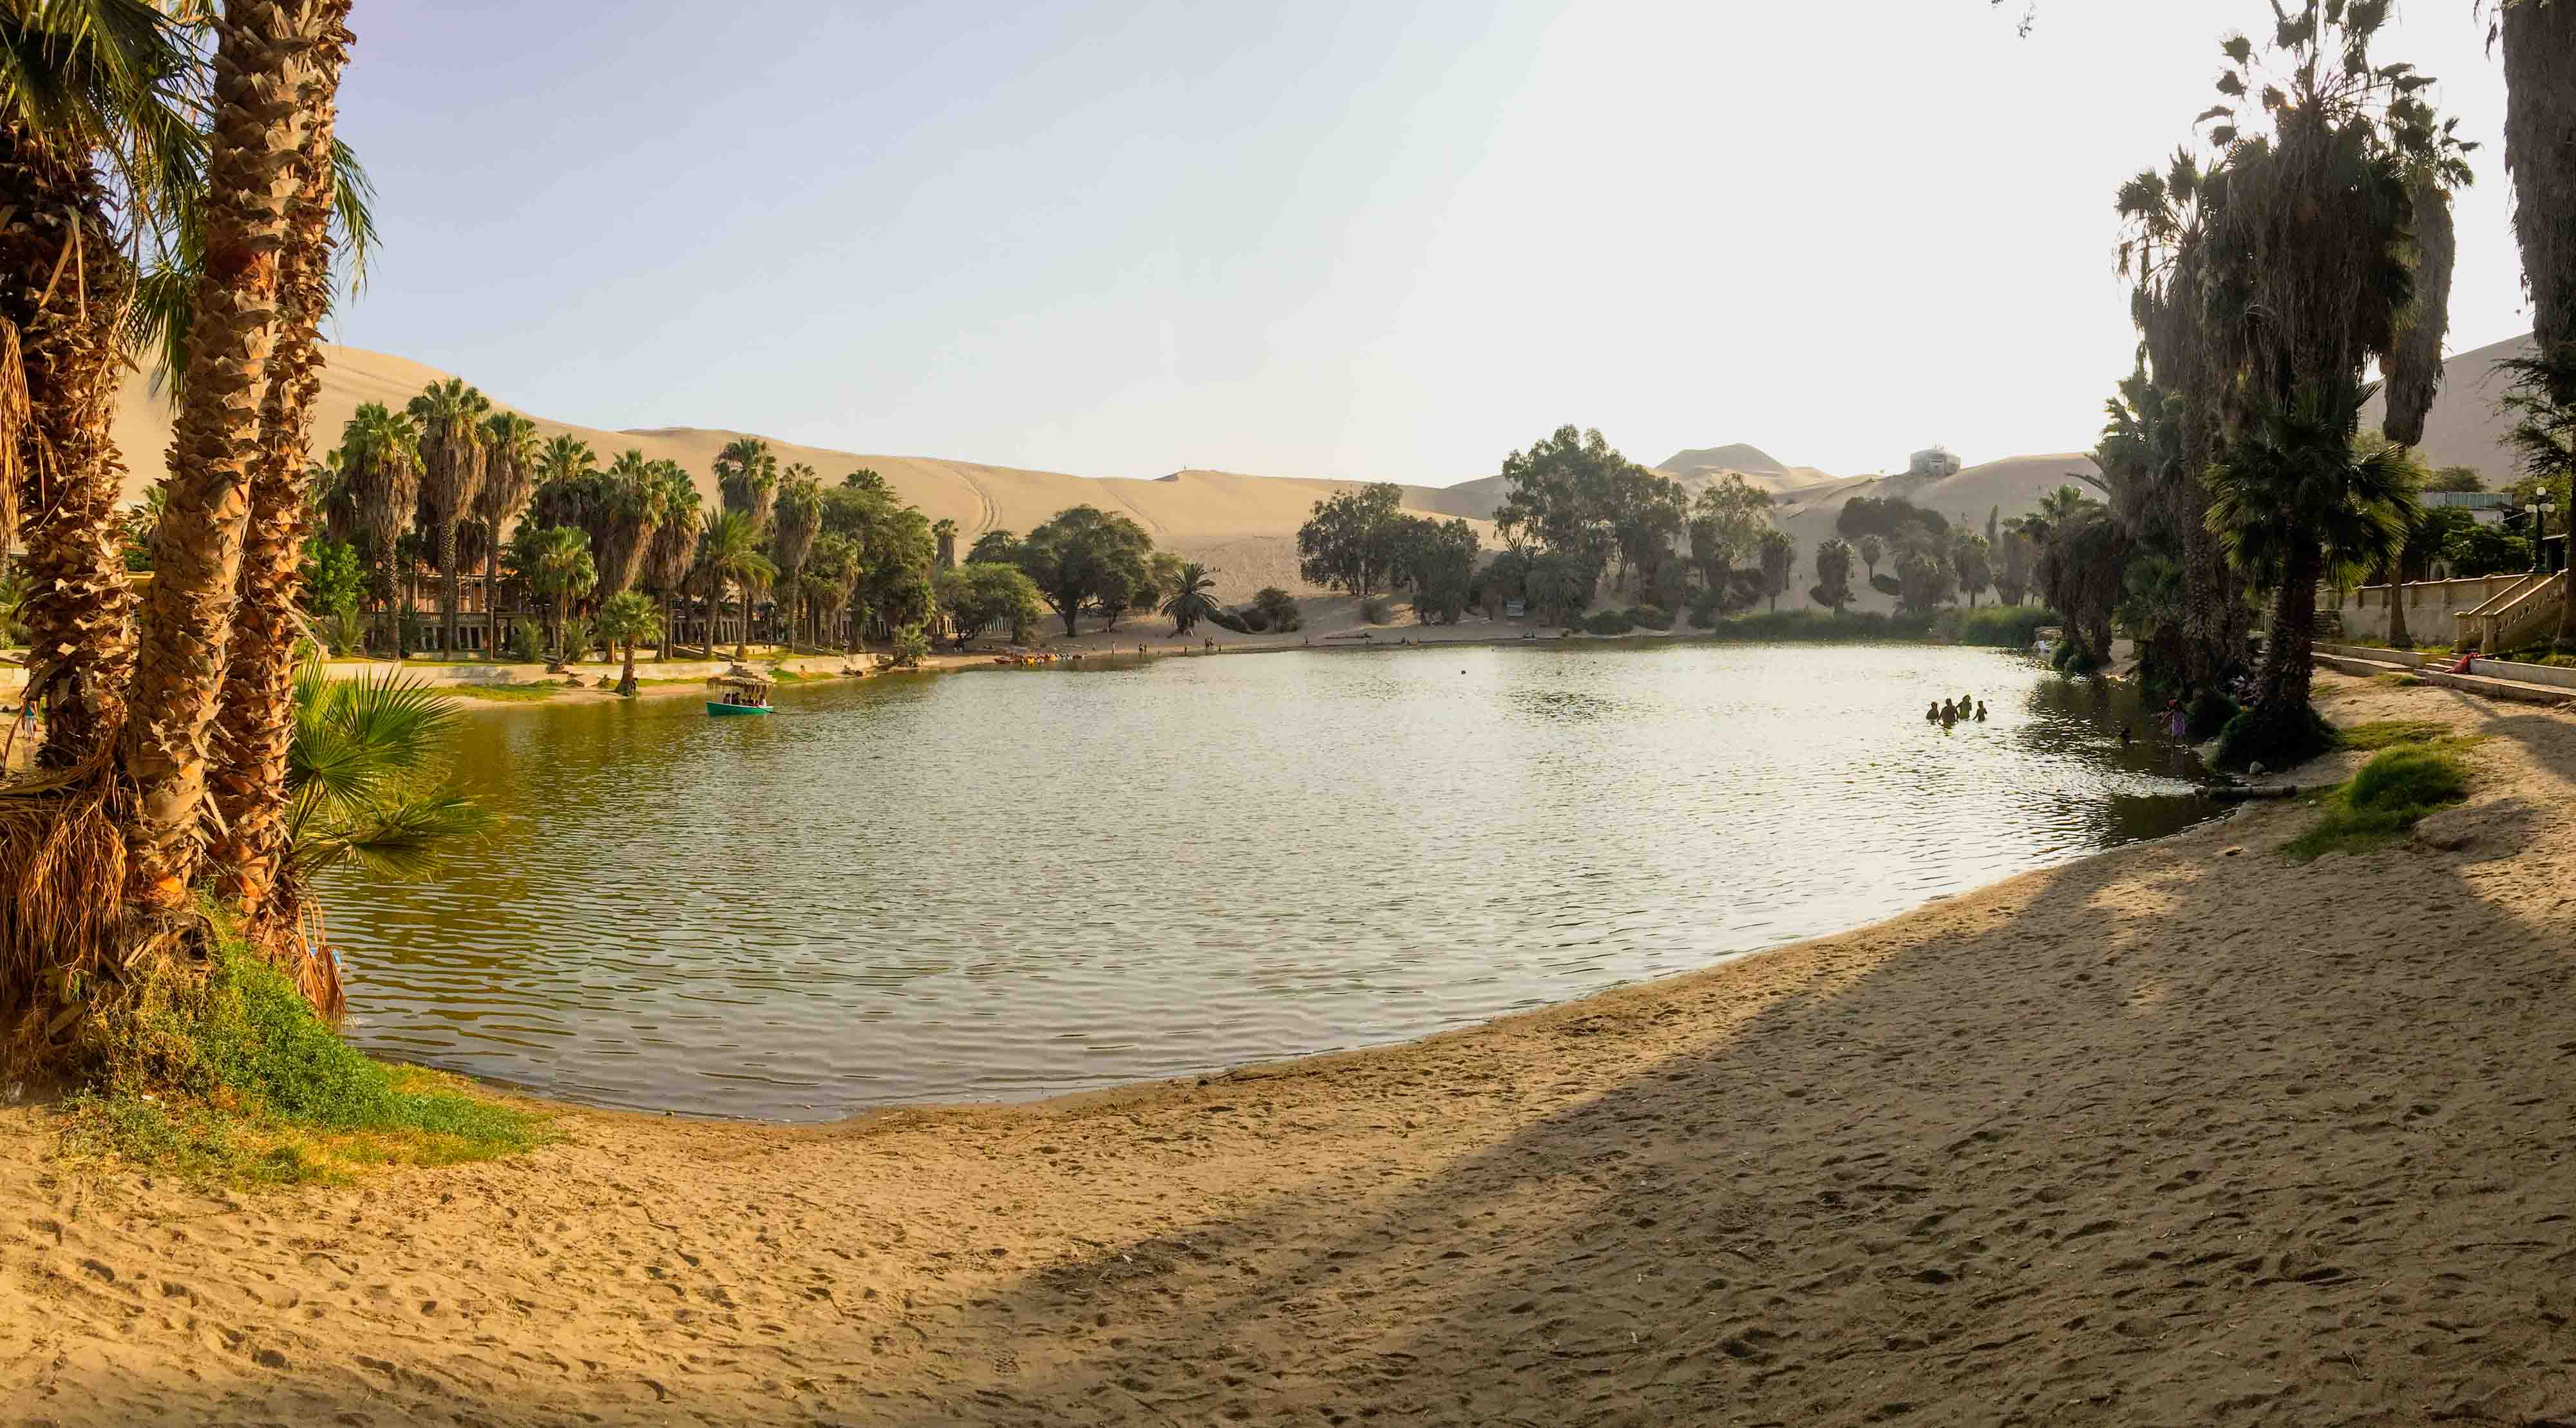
(333, 1), (2533, 485)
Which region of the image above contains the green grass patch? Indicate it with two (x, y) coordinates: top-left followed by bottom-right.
(2367, 672), (2424, 687)
(2336, 719), (2453, 751)
(61, 933), (550, 1187)
(2282, 745), (2473, 862)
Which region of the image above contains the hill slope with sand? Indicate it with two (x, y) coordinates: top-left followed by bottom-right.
(106, 347), (1477, 600)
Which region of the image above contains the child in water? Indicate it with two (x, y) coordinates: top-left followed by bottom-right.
(1940, 699), (1958, 728)
(1926, 700), (1940, 723)
(1974, 700), (1987, 723)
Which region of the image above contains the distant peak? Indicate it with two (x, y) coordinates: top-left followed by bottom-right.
(1657, 442), (1786, 477)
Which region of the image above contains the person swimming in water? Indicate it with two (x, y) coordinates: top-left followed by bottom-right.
(1926, 700), (1940, 723)
(1940, 699), (1958, 728)
(1974, 700), (1987, 723)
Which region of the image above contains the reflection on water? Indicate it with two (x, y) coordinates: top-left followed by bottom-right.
(320, 643), (2217, 1120)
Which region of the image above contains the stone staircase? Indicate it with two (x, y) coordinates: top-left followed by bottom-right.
(2456, 573), (2565, 654)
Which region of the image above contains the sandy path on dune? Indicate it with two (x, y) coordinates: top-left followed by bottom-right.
(4, 672), (2575, 1427)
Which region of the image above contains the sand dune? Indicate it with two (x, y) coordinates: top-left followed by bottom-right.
(106, 347), (1479, 602)
(5, 672), (2572, 1425)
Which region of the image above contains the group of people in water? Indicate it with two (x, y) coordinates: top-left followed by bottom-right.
(1926, 694), (1988, 728)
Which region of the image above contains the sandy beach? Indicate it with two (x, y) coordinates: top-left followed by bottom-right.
(3, 670), (2572, 1425)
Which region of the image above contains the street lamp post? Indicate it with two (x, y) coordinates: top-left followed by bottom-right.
(2528, 500), (2558, 574)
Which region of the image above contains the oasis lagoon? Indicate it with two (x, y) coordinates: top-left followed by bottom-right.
(322, 642), (2216, 1120)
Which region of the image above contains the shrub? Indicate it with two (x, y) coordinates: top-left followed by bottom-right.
(1253, 587), (1301, 631)
(1584, 609), (1637, 636)
(2186, 688), (2239, 741)
(891, 623), (931, 667)
(1629, 602), (1672, 631)
(2283, 745), (2471, 861)
(1686, 587), (1724, 629)
(1869, 573), (1901, 597)
(1360, 596), (1394, 625)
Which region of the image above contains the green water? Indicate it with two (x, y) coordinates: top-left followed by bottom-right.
(321, 642), (2216, 1119)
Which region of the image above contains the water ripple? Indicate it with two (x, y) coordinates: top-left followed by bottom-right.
(321, 643), (2215, 1119)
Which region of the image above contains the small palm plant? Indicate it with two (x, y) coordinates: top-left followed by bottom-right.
(594, 591), (664, 696)
(1161, 562), (1220, 635)
(279, 657), (495, 1013)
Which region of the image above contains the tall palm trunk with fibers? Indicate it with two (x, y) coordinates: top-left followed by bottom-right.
(2498, 1), (2576, 647)
(1, 126), (137, 768)
(408, 378), (489, 659)
(208, 6), (353, 933)
(122, 0), (334, 910)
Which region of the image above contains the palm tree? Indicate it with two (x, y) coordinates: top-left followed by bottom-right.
(514, 524), (597, 662)
(337, 403), (422, 651)
(933, 517), (959, 569)
(121, 0), (362, 904)
(2205, 383), (2420, 765)
(473, 412), (541, 651)
(696, 508), (777, 660)
(406, 377), (492, 660)
(0, 0), (203, 768)
(638, 464), (702, 658)
(770, 466), (822, 647)
(593, 450), (670, 600)
(1857, 534), (1884, 584)
(594, 591), (663, 697)
(209, 10), (361, 920)
(801, 533), (859, 648)
(1162, 562), (1219, 634)
(2495, 2), (2576, 361)
(714, 436), (778, 535)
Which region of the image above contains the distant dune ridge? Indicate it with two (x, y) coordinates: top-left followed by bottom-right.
(103, 332), (2533, 607)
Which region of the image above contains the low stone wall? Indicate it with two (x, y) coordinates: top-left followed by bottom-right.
(2322, 576), (2532, 645)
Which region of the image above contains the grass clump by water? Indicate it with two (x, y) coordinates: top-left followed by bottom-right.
(1686, 606), (2060, 649)
(59, 929), (549, 1186)
(443, 682), (565, 703)
(2282, 744), (2473, 862)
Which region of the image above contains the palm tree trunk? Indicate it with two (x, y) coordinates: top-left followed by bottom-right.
(618, 639), (636, 696)
(437, 517), (461, 660)
(2503, 0), (2576, 358)
(2383, 566), (2412, 649)
(208, 17), (350, 924)
(1, 124), (139, 769)
(122, 0), (332, 909)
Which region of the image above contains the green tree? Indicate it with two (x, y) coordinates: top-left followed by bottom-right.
(695, 509), (777, 659)
(1857, 533), (1886, 582)
(594, 590), (663, 696)
(509, 524), (598, 662)
(2205, 382), (2420, 764)
(1013, 506), (1158, 636)
(967, 528), (1020, 566)
(1756, 529), (1795, 612)
(714, 437), (779, 535)
(1691, 475), (1774, 591)
(1297, 484), (1406, 597)
(334, 402), (422, 649)
(770, 466), (823, 646)
(1160, 562), (1222, 635)
(1951, 531), (1993, 608)
(1253, 587), (1302, 631)
(299, 537), (366, 622)
(1810, 537), (1855, 613)
(1494, 426), (1625, 585)
(2422, 465), (2486, 493)
(937, 562), (1045, 643)
(406, 377), (493, 658)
